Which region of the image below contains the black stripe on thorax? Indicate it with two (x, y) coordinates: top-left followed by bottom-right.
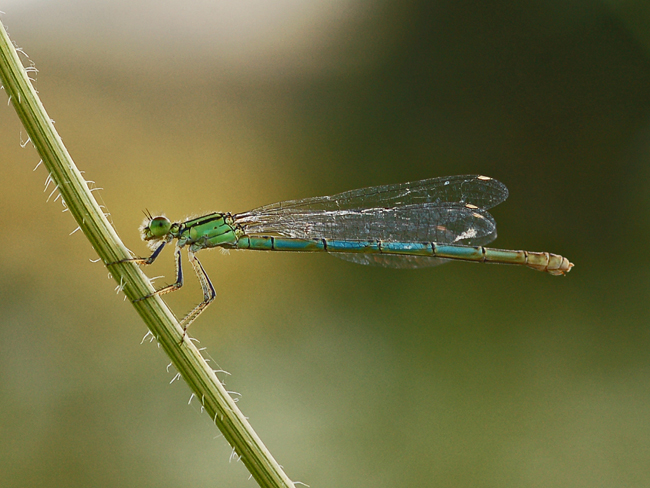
(189, 213), (226, 227)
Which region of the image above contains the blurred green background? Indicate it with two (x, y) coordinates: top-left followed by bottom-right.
(1, 1), (649, 487)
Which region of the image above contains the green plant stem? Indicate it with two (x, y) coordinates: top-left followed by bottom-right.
(0, 20), (294, 488)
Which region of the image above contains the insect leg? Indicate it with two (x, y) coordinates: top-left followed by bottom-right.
(133, 246), (184, 302)
(179, 251), (216, 334)
(109, 240), (167, 266)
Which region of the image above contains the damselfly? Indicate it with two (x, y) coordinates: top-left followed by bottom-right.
(116, 175), (573, 330)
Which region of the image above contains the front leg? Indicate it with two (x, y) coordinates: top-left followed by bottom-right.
(109, 240), (168, 266)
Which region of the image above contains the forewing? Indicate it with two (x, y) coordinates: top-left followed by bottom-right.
(236, 175), (508, 219)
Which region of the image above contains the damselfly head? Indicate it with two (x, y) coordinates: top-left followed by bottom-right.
(140, 216), (172, 241)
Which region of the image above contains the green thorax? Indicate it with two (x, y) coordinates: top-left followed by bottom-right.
(176, 212), (241, 250)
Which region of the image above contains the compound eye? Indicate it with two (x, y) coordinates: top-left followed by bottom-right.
(148, 216), (172, 238)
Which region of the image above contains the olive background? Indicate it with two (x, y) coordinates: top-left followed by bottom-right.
(1, 2), (649, 487)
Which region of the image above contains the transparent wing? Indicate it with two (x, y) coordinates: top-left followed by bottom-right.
(236, 175), (508, 217)
(233, 175), (505, 269)
(235, 203), (497, 245)
(332, 253), (450, 269)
